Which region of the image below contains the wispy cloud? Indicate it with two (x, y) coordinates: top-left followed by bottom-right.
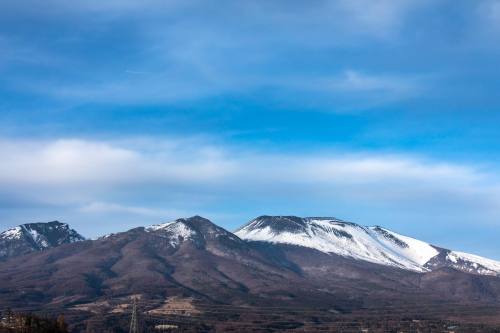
(331, 0), (430, 38)
(477, 0), (500, 34)
(11, 67), (425, 111)
(0, 0), (436, 110)
(1, 137), (500, 228)
(332, 70), (419, 94)
(2, 0), (499, 113)
(80, 201), (188, 218)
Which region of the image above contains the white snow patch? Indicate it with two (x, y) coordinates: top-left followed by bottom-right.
(146, 220), (195, 246)
(447, 251), (500, 275)
(147, 221), (194, 238)
(147, 221), (175, 232)
(0, 226), (23, 240)
(25, 228), (50, 248)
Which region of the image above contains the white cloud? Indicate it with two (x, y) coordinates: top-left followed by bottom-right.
(1, 137), (500, 222)
(0, 139), (235, 188)
(3, 135), (500, 255)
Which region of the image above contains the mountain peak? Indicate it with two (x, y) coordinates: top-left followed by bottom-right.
(178, 215), (218, 228)
(148, 216), (221, 233)
(146, 215), (240, 248)
(0, 221), (85, 260)
(238, 215), (308, 234)
(237, 215), (353, 235)
(236, 215), (437, 272)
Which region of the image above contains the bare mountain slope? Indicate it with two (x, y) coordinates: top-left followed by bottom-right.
(1, 216), (500, 332)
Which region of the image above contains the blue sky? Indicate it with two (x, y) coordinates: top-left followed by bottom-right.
(1, 0), (500, 259)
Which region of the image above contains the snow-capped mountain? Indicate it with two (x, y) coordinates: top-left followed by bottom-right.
(145, 215), (242, 248)
(235, 215), (500, 276)
(2, 215), (499, 279)
(2, 215), (500, 331)
(0, 221), (85, 260)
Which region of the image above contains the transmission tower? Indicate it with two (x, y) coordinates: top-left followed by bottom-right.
(129, 297), (141, 333)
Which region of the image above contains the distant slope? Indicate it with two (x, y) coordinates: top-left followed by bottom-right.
(0, 221), (84, 260)
(235, 215), (500, 276)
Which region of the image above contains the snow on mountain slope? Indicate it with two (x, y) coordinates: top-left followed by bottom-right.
(146, 215), (242, 248)
(0, 221), (85, 260)
(146, 219), (197, 247)
(235, 216), (500, 276)
(147, 219), (195, 236)
(236, 216), (431, 271)
(445, 251), (500, 276)
(369, 226), (438, 266)
(1, 226), (23, 240)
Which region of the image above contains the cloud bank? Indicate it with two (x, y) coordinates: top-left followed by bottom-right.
(1, 137), (500, 236)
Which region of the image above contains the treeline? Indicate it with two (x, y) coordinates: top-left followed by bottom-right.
(0, 309), (68, 333)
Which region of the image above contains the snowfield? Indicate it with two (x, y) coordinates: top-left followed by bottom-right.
(236, 216), (500, 275)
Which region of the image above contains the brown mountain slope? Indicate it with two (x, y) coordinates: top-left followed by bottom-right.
(1, 216), (500, 332)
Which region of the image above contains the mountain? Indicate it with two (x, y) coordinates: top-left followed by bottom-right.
(0, 221), (85, 261)
(1, 216), (500, 331)
(145, 215), (243, 247)
(0, 217), (304, 311)
(235, 215), (500, 277)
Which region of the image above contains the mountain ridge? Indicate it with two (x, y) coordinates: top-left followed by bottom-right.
(1, 215), (500, 277)
(0, 221), (85, 261)
(1, 215), (500, 332)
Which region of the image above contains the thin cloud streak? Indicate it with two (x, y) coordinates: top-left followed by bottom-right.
(0, 0), (435, 110)
(2, 0), (498, 111)
(80, 201), (189, 218)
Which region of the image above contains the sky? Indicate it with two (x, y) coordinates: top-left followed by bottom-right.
(1, 0), (500, 259)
